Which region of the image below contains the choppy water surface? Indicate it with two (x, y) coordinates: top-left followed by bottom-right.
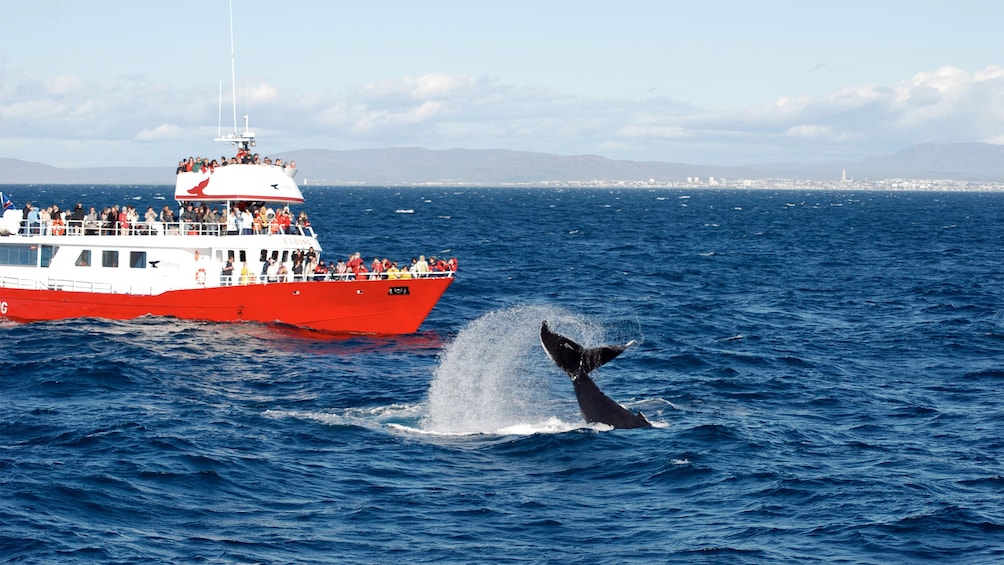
(2, 186), (1003, 563)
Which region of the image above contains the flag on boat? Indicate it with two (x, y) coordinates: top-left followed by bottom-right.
(0, 192), (14, 211)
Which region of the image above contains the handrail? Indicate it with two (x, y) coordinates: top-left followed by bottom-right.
(1, 269), (455, 294)
(11, 220), (317, 238)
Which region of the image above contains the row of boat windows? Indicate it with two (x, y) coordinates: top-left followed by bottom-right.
(0, 244), (146, 269)
(74, 250), (147, 269)
(0, 244), (55, 267)
(0, 244), (299, 269)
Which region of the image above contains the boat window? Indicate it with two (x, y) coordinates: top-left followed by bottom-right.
(0, 244), (37, 266)
(102, 250), (119, 268)
(238, 250), (246, 262)
(281, 250), (289, 262)
(259, 249), (268, 261)
(75, 250), (92, 267)
(130, 251), (147, 269)
(40, 245), (55, 268)
(270, 250), (278, 261)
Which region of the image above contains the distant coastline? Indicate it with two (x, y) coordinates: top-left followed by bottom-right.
(2, 142), (1002, 189)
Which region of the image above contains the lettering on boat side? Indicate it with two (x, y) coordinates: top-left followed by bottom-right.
(388, 286), (410, 296)
(0, 301), (7, 315)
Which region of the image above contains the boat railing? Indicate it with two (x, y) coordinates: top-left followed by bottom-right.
(1, 275), (116, 293)
(14, 220), (316, 239)
(45, 278), (120, 293)
(219, 269), (456, 286)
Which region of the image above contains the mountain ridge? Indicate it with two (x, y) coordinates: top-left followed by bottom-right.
(1, 143), (1002, 185)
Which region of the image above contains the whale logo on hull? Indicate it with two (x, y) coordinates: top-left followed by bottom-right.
(539, 321), (651, 429)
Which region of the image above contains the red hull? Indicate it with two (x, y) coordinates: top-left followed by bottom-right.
(0, 277), (453, 335)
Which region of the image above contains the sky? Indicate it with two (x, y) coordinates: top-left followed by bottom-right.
(0, 0), (1001, 168)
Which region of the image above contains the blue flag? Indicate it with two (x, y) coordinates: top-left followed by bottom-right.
(0, 192), (13, 211)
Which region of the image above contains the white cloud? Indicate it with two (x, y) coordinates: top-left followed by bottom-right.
(135, 124), (184, 141)
(1, 65), (1002, 166)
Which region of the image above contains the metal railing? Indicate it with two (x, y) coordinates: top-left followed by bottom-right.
(13, 220), (317, 238)
(1, 269), (455, 295)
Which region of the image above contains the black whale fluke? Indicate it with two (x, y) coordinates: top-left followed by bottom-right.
(540, 321), (651, 429)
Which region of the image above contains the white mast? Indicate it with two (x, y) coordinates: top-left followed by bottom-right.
(215, 0), (254, 151)
(228, 0), (238, 137)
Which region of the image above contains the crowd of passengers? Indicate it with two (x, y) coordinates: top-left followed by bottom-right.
(176, 147), (295, 173)
(17, 200), (310, 237)
(221, 252), (458, 285)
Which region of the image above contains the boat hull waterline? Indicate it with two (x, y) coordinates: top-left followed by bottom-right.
(0, 276), (453, 335)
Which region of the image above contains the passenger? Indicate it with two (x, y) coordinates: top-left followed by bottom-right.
(20, 202), (33, 235)
(38, 206), (51, 235)
(103, 207), (116, 235)
(370, 257), (384, 280)
(240, 208), (253, 235)
(398, 264), (412, 280)
(232, 206), (244, 234)
(267, 258), (279, 282)
(276, 263), (288, 282)
(239, 261), (252, 285)
(225, 207), (237, 235)
(49, 206), (65, 236)
(347, 252), (363, 271)
(253, 208), (266, 234)
(221, 257), (234, 286)
(353, 263), (369, 280)
(205, 207), (221, 235)
(386, 262), (401, 280)
(292, 258), (304, 281)
(127, 206), (139, 235)
(415, 255), (430, 277)
(84, 207), (98, 235)
(260, 257), (274, 283)
(334, 259), (349, 281)
(312, 261), (328, 281)
(277, 209), (291, 234)
(181, 204), (197, 233)
(70, 203), (86, 235)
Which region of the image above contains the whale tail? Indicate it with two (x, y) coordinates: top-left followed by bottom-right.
(539, 321), (634, 379)
(540, 321), (650, 429)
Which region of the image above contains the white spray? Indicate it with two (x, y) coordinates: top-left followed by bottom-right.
(421, 305), (607, 434)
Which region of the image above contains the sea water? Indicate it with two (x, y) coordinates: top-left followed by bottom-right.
(2, 186), (1002, 563)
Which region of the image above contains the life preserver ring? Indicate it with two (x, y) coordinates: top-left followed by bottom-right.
(195, 268), (207, 285)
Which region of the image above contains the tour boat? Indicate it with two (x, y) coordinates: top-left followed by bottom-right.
(0, 129), (456, 335)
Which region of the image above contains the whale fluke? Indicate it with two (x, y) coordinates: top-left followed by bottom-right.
(540, 321), (651, 429)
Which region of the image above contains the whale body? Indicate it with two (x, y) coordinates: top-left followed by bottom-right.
(539, 321), (651, 429)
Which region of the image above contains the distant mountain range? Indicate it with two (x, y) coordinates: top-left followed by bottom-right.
(1, 142), (1002, 185)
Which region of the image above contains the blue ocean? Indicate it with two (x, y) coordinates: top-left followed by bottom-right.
(2, 186), (1002, 563)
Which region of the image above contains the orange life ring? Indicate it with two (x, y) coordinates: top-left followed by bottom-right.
(195, 268), (207, 284)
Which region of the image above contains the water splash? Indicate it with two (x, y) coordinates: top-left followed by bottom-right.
(420, 305), (608, 434)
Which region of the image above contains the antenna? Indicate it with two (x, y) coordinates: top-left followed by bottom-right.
(228, 0), (238, 136)
(214, 0), (254, 152)
(217, 81), (223, 137)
